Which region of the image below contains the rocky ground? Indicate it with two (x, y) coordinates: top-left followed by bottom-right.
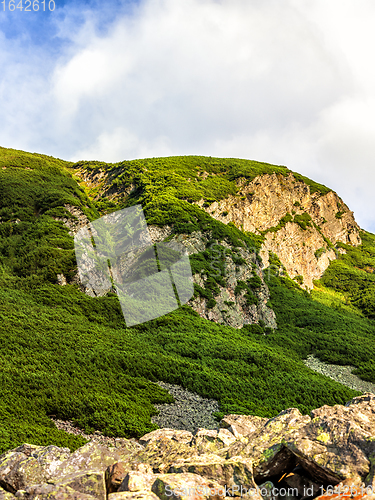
(150, 381), (220, 433)
(4, 393), (375, 500)
(303, 355), (375, 394)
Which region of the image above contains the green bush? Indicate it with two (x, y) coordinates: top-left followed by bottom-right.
(293, 213), (312, 230)
(315, 247), (326, 259)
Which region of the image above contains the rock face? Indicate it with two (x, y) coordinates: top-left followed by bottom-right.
(1, 394), (375, 499)
(149, 227), (277, 330)
(57, 170), (363, 321)
(200, 173), (362, 290)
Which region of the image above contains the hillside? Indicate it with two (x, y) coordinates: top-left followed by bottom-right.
(1, 146), (375, 454)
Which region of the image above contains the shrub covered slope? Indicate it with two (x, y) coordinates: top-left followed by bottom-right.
(0, 146), (373, 454)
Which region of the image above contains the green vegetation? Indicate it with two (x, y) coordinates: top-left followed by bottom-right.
(290, 171), (331, 195)
(315, 247), (326, 259)
(293, 275), (304, 285)
(0, 146), (371, 457)
(0, 146), (98, 282)
(318, 231), (375, 320)
(264, 267), (375, 383)
(293, 213), (312, 230)
(68, 156), (331, 218)
(262, 212), (313, 234)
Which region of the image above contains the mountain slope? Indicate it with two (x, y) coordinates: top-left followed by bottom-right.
(0, 146), (374, 455)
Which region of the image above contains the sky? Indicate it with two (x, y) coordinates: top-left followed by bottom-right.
(1, 0), (375, 232)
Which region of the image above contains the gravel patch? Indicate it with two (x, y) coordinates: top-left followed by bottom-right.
(151, 381), (220, 433)
(51, 418), (142, 448)
(51, 381), (220, 442)
(303, 354), (375, 394)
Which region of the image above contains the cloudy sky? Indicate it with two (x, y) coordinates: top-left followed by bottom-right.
(1, 0), (375, 232)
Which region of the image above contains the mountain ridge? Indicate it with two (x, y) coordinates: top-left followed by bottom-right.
(0, 145), (374, 459)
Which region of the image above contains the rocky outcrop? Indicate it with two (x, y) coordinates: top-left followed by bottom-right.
(150, 226), (277, 330)
(52, 204), (107, 296)
(1, 394), (375, 499)
(188, 240), (277, 329)
(200, 173), (362, 290)
(69, 220), (277, 329)
(53, 204), (91, 237)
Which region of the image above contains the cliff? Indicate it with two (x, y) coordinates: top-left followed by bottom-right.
(198, 172), (362, 290)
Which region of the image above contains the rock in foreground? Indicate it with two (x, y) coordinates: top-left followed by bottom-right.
(1, 394), (375, 499)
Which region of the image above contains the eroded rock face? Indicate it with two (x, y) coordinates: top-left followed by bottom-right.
(1, 394), (375, 499)
(199, 173), (362, 290)
(52, 204), (91, 237)
(187, 239), (277, 329)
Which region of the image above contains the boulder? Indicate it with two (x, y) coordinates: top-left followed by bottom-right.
(55, 440), (140, 478)
(168, 455), (257, 494)
(285, 393), (375, 484)
(0, 444), (70, 493)
(190, 428), (236, 454)
(1, 394), (375, 499)
(108, 493), (160, 500)
(135, 437), (193, 473)
(118, 471), (158, 492)
(106, 462), (154, 494)
(139, 430), (193, 447)
(151, 472), (227, 500)
(15, 483), (98, 499)
(219, 414), (268, 439)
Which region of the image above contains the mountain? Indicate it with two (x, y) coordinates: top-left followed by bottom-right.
(1, 146), (375, 456)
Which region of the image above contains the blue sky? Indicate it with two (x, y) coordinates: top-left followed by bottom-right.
(1, 0), (375, 233)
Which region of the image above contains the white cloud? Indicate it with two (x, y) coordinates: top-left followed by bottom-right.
(74, 126), (172, 161)
(1, 0), (375, 231)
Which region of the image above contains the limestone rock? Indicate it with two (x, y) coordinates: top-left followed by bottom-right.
(108, 493), (160, 500)
(151, 472), (227, 500)
(219, 414), (268, 439)
(54, 204), (91, 237)
(106, 463), (153, 495)
(286, 393), (375, 483)
(0, 444), (70, 493)
(15, 470), (106, 499)
(139, 429), (193, 447)
(199, 172), (361, 290)
(168, 456), (257, 494)
(188, 243), (277, 329)
(135, 437), (196, 473)
(118, 471), (157, 492)
(55, 440), (139, 478)
(190, 429), (235, 455)
(2, 394), (375, 499)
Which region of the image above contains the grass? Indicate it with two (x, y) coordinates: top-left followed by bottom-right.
(0, 265), (361, 454)
(0, 146), (371, 455)
(68, 155), (332, 215)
